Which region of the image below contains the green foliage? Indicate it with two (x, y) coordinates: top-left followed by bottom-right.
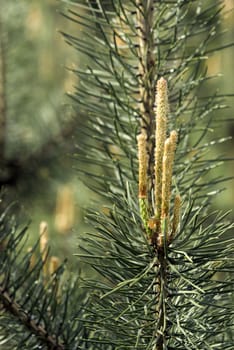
(0, 0), (233, 349)
(0, 192), (89, 349)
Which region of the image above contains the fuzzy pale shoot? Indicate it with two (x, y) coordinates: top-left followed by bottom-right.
(154, 77), (168, 219)
(49, 256), (60, 275)
(171, 194), (181, 238)
(161, 131), (178, 220)
(39, 221), (49, 278)
(49, 256), (61, 300)
(137, 130), (151, 235)
(137, 130), (148, 199)
(159, 131), (177, 246)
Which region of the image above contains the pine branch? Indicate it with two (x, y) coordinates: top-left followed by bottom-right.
(0, 197), (89, 349)
(0, 286), (65, 350)
(64, 1), (234, 349)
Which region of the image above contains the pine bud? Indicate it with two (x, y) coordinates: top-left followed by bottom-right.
(137, 130), (148, 198)
(49, 256), (60, 275)
(39, 221), (49, 278)
(27, 247), (36, 270)
(161, 130), (177, 220)
(161, 138), (172, 219)
(154, 77), (169, 219)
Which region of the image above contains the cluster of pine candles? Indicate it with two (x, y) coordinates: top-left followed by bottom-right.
(138, 77), (181, 249)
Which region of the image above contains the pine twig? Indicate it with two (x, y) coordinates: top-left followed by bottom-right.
(0, 286), (65, 350)
(136, 0), (156, 191)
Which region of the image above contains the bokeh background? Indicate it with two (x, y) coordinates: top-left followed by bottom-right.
(0, 0), (233, 269)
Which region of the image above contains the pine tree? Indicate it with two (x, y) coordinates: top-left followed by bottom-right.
(0, 0), (233, 349)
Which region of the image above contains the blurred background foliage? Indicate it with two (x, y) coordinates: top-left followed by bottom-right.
(0, 0), (233, 269)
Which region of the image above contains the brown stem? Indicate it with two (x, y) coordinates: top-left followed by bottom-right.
(154, 250), (168, 350)
(0, 285), (65, 350)
(136, 0), (156, 192)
